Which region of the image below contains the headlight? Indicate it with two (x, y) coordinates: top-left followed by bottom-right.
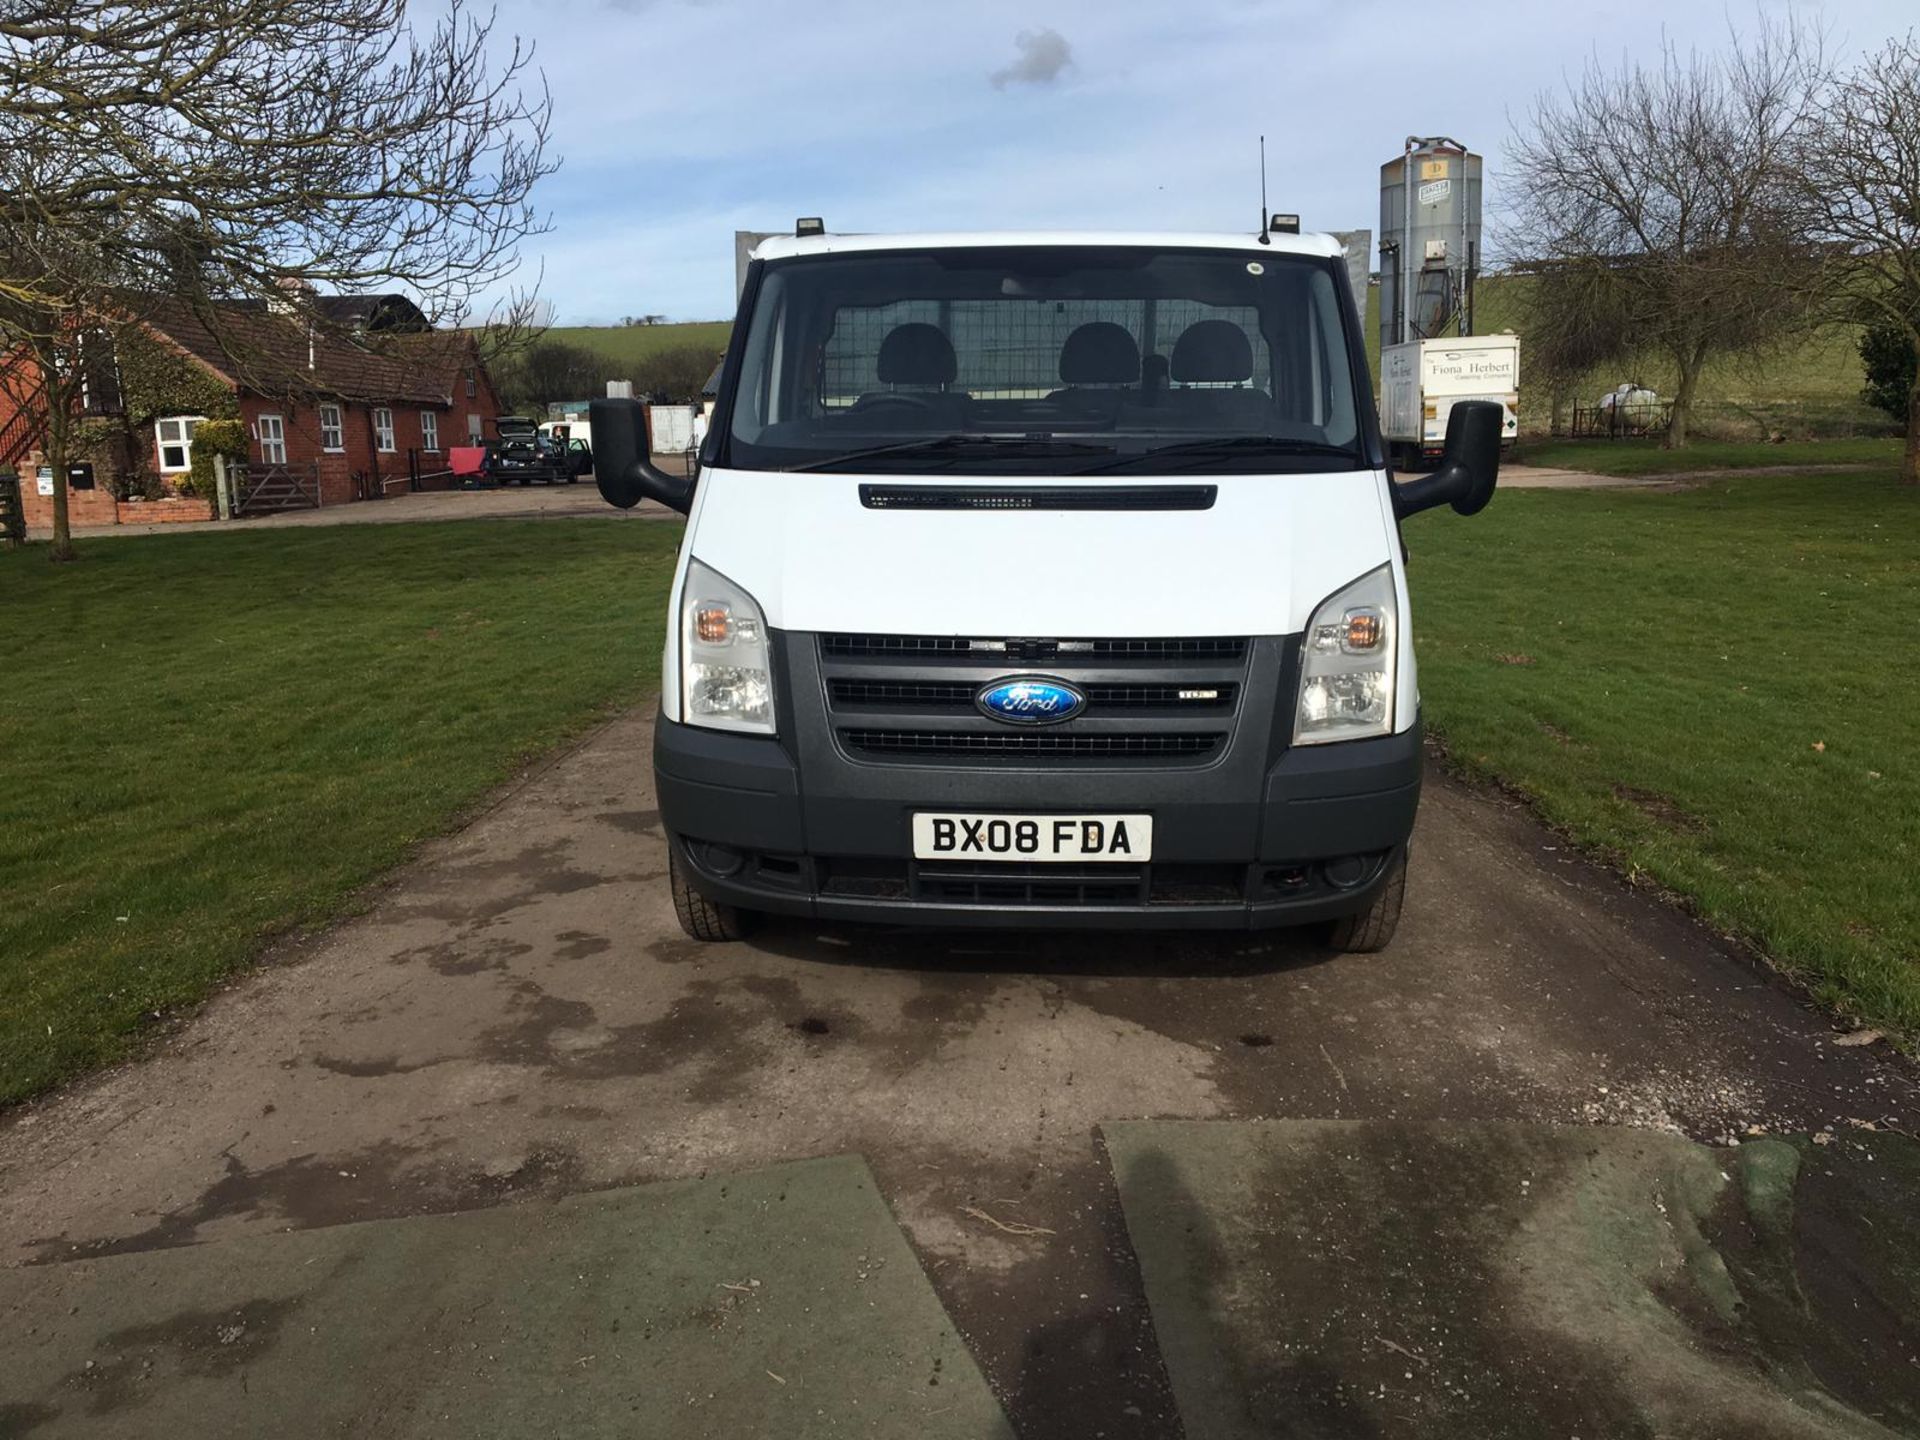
(1294, 564), (1397, 745)
(680, 559), (775, 734)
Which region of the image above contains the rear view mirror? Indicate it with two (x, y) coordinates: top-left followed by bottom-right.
(1392, 400), (1501, 519)
(589, 398), (696, 513)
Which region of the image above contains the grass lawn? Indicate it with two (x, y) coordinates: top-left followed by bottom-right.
(1512, 437), (1905, 477)
(1407, 469), (1920, 1037)
(0, 520), (681, 1103)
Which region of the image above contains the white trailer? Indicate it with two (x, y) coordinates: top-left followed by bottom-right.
(1380, 335), (1519, 469)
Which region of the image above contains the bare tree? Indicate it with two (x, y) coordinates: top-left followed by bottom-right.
(1795, 33), (1920, 485)
(0, 0), (556, 558)
(1505, 20), (1824, 447)
(632, 343), (723, 405)
(1513, 260), (1639, 435)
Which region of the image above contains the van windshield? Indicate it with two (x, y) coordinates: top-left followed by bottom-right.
(721, 245), (1366, 474)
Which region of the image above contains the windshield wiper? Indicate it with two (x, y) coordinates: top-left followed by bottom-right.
(1070, 436), (1361, 475)
(783, 435), (1114, 473)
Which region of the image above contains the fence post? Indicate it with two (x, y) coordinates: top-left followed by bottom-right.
(213, 454), (232, 520)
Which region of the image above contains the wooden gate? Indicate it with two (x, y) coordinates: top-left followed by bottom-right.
(232, 461), (320, 517)
(0, 470), (24, 547)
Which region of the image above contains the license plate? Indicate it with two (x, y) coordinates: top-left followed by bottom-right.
(912, 812), (1152, 863)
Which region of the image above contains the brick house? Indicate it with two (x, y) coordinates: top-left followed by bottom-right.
(1, 294), (503, 528)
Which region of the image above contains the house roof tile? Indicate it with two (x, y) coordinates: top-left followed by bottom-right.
(140, 298), (462, 407)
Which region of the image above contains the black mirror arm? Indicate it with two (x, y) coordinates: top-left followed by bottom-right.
(588, 397), (696, 513)
(1390, 399), (1502, 520)
(1392, 466), (1463, 519)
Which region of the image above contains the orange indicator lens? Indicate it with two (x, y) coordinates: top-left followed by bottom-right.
(694, 603), (731, 644)
(1345, 610), (1383, 650)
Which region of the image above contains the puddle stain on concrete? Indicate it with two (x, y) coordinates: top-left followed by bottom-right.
(57, 1297), (303, 1420)
(599, 809), (662, 835)
(552, 930), (613, 960)
(390, 935), (534, 977)
(27, 1143), (438, 1265)
(310, 1054), (442, 1079)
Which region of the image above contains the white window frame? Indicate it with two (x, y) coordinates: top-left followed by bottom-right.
(419, 409), (440, 453)
(155, 416), (204, 474)
(257, 412), (287, 466)
(319, 402), (344, 452)
(373, 407), (395, 453)
(465, 367), (477, 399)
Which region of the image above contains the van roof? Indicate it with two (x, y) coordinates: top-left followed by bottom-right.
(750, 230), (1346, 263)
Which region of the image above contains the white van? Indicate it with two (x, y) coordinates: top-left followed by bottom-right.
(593, 228), (1498, 950)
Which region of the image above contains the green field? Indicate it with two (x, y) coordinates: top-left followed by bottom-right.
(1409, 468), (1920, 1038)
(546, 321), (731, 368)
(558, 280), (1888, 444)
(0, 522), (682, 1103)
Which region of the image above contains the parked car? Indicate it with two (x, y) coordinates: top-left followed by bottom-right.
(485, 416), (571, 485)
(592, 225), (1500, 952)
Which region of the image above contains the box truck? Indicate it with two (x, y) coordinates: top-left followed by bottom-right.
(1380, 334), (1519, 470)
(591, 227), (1502, 952)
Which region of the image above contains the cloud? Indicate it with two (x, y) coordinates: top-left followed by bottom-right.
(991, 27), (1072, 88)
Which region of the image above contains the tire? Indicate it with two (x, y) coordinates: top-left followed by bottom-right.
(1323, 848), (1407, 954)
(670, 852), (756, 942)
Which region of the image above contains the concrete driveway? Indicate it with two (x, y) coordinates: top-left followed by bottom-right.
(3, 709), (1917, 1436)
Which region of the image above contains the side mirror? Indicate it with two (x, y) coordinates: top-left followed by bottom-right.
(1392, 400), (1501, 519)
(589, 398), (696, 513)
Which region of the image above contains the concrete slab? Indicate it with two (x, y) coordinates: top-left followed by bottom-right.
(1107, 1120), (1920, 1440)
(0, 1155), (1011, 1439)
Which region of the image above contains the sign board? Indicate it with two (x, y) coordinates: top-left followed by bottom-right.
(67, 461), (95, 491)
(36, 465), (54, 497)
(1419, 158), (1450, 181)
(1417, 178), (1451, 206)
(1425, 347), (1520, 392)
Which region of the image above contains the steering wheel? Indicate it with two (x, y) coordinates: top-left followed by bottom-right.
(849, 392), (938, 416)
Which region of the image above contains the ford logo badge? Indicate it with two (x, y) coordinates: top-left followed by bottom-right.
(976, 676), (1086, 726)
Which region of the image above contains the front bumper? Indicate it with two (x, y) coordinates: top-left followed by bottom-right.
(653, 714), (1422, 931)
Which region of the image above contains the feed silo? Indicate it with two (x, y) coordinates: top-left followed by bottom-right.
(1378, 137), (1483, 351)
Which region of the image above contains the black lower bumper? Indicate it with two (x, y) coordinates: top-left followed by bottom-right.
(653, 714), (1422, 931)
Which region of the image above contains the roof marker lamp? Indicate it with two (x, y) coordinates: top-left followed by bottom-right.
(1295, 565), (1397, 745)
(681, 559), (775, 735)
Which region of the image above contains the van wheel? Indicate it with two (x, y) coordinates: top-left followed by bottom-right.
(670, 852), (756, 942)
(1323, 848), (1407, 954)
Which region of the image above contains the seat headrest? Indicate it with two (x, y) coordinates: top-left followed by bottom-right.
(1058, 322), (1140, 385)
(876, 323), (957, 386)
(1170, 320), (1253, 384)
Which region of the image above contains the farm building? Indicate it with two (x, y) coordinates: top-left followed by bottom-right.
(0, 294), (502, 530)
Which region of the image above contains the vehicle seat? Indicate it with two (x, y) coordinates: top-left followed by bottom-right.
(1165, 319), (1272, 429)
(852, 322), (968, 425)
(1048, 322), (1140, 421)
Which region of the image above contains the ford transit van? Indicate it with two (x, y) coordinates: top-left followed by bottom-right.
(593, 229), (1499, 951)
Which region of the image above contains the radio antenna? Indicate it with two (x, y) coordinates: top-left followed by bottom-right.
(1256, 135), (1271, 244)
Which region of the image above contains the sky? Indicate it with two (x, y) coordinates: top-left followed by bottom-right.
(490, 0), (1917, 325)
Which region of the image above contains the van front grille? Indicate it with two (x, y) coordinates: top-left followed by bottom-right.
(820, 634), (1248, 664)
(839, 729), (1225, 761)
(814, 631), (1249, 768)
(827, 679), (1238, 712)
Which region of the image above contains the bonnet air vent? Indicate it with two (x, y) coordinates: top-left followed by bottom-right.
(858, 484), (1216, 512)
